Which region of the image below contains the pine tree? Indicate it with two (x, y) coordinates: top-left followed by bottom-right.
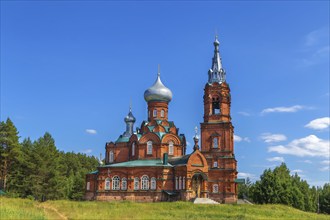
(0, 118), (20, 191)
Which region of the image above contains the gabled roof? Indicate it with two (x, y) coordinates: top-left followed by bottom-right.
(168, 154), (191, 166)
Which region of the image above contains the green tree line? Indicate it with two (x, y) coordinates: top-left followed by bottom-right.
(238, 163), (330, 214)
(0, 118), (99, 200)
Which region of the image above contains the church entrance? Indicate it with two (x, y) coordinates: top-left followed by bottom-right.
(191, 173), (207, 198)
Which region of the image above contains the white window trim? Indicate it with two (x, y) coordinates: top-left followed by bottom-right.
(121, 178), (127, 190)
(86, 181), (90, 190)
(169, 141), (174, 155)
(147, 141), (153, 155)
(109, 151), (114, 163)
(141, 175), (149, 190)
(112, 176), (120, 190)
(151, 177), (156, 190)
(213, 161), (218, 168)
(105, 178), (110, 190)
(161, 110), (165, 117)
(134, 177), (139, 190)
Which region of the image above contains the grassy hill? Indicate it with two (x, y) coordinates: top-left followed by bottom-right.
(0, 197), (328, 220)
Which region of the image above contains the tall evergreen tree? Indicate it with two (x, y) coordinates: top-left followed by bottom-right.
(0, 118), (20, 191)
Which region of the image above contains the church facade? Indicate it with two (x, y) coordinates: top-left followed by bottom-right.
(85, 37), (238, 203)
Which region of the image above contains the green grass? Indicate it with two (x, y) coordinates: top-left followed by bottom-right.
(0, 197), (46, 220)
(1, 197), (329, 220)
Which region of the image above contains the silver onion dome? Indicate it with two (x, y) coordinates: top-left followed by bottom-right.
(124, 108), (136, 123)
(144, 72), (173, 103)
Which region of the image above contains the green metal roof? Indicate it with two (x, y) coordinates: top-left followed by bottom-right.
(168, 154), (191, 165)
(115, 135), (130, 143)
(103, 159), (173, 168)
(235, 178), (245, 184)
(88, 170), (99, 174)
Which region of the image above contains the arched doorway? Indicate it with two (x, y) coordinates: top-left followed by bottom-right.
(191, 173), (207, 198)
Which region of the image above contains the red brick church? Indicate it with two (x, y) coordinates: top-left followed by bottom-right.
(85, 37), (238, 203)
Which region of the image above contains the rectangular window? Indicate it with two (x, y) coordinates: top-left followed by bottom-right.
(213, 161), (218, 168)
(134, 178), (139, 190)
(86, 182), (90, 190)
(161, 110), (164, 117)
(153, 109), (157, 117)
(213, 184), (219, 193)
(147, 141), (152, 155)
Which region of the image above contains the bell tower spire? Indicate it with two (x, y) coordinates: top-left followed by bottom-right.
(208, 35), (226, 84)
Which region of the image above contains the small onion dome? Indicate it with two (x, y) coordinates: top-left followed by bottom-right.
(124, 108), (136, 123)
(214, 35), (220, 46)
(144, 73), (173, 103)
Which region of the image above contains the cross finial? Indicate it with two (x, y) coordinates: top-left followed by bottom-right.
(129, 99), (132, 112)
(157, 64), (160, 77)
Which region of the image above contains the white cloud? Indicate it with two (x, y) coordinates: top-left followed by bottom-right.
(291, 169), (303, 173)
(81, 149), (92, 154)
(301, 160), (312, 164)
(305, 117), (330, 131)
(85, 129), (97, 135)
(261, 133), (287, 143)
(304, 27), (329, 47)
(261, 105), (305, 115)
(234, 135), (250, 143)
(267, 157), (285, 162)
(320, 160), (330, 165)
(320, 166), (329, 172)
(186, 141), (191, 146)
(268, 135), (330, 158)
(238, 172), (256, 180)
(238, 111), (251, 116)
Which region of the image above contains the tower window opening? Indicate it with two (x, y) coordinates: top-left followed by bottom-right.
(213, 137), (218, 148)
(153, 109), (157, 117)
(168, 141), (174, 155)
(161, 109), (165, 117)
(212, 97), (220, 114)
(147, 141), (153, 155)
(132, 143), (135, 156)
(109, 151), (114, 163)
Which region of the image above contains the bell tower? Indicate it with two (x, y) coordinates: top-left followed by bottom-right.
(200, 36), (237, 203)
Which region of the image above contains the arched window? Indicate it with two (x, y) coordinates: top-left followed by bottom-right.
(213, 161), (218, 168)
(147, 141), (152, 155)
(134, 177), (139, 190)
(132, 143), (135, 156)
(141, 175), (149, 190)
(212, 97), (220, 114)
(112, 176), (120, 190)
(105, 178), (110, 190)
(151, 177), (156, 190)
(161, 110), (165, 117)
(153, 109), (157, 117)
(182, 177), (185, 190)
(213, 138), (218, 148)
(175, 177), (178, 190)
(109, 151), (114, 163)
(121, 178), (127, 190)
(168, 141), (174, 155)
(179, 177), (182, 190)
(213, 184), (219, 193)
(86, 181), (90, 190)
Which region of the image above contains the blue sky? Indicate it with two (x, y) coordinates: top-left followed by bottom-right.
(1, 1), (329, 186)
